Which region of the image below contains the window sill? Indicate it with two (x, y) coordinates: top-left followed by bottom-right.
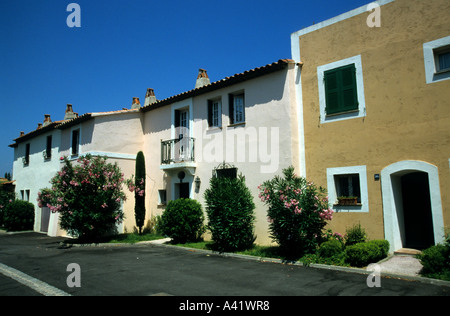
(206, 126), (222, 132)
(326, 109), (359, 118)
(435, 68), (450, 75)
(333, 203), (363, 207)
(227, 122), (246, 128)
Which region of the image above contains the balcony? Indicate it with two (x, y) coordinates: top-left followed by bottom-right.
(160, 137), (196, 175)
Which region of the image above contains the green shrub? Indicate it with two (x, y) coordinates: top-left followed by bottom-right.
(318, 239), (344, 258)
(134, 151), (146, 234)
(160, 198), (205, 244)
(418, 244), (449, 275)
(3, 200), (35, 231)
(204, 175), (256, 252)
(259, 166), (332, 257)
(0, 190), (15, 227)
(344, 240), (390, 267)
(344, 223), (367, 246)
(38, 155), (126, 241)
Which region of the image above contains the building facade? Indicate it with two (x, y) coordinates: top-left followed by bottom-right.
(291, 0), (449, 251)
(9, 60), (300, 244)
(9, 0), (449, 251)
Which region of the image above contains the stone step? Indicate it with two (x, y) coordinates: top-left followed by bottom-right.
(394, 248), (422, 256)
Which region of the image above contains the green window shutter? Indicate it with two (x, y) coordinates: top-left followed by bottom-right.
(324, 69), (340, 115)
(324, 64), (358, 115)
(341, 64), (358, 111)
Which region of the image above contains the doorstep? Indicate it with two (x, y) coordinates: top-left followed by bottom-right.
(394, 248), (422, 256)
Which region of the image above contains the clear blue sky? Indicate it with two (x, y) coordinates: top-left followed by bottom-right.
(0, 0), (372, 176)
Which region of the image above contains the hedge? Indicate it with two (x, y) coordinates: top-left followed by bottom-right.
(344, 240), (390, 267)
(2, 200), (35, 232)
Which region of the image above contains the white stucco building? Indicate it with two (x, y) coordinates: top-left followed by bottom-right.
(10, 59), (301, 244)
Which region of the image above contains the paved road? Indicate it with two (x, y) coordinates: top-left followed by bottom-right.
(0, 232), (448, 300)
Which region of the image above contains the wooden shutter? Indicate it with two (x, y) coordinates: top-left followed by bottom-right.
(324, 69), (340, 115)
(174, 110), (180, 128)
(207, 100), (213, 127)
(341, 64), (358, 111)
(324, 64), (358, 115)
(228, 94), (234, 124)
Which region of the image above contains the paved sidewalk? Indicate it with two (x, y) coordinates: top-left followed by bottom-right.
(377, 255), (423, 277)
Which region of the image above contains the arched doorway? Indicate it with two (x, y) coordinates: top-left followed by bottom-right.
(381, 161), (444, 252)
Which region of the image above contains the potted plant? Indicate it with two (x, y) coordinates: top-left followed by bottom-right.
(337, 196), (358, 206)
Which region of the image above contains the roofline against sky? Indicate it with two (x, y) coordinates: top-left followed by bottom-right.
(290, 0), (395, 38)
(10, 59), (294, 146)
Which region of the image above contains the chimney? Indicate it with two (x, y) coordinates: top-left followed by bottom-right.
(195, 69), (210, 88)
(43, 114), (52, 127)
(20, 131), (24, 137)
(144, 88), (157, 106)
(37, 123), (42, 129)
(64, 104), (78, 121)
(131, 97), (141, 109)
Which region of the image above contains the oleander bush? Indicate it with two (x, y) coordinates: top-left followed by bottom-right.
(259, 166), (333, 257)
(37, 155), (126, 241)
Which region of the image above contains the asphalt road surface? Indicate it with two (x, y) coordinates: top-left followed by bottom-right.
(0, 232), (448, 303)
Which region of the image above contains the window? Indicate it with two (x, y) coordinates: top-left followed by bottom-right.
(435, 47), (450, 73)
(326, 165), (369, 212)
(317, 55), (366, 123)
(324, 64), (358, 115)
(215, 168), (237, 179)
(71, 129), (80, 156)
(158, 190), (167, 205)
(423, 36), (450, 84)
(44, 135), (52, 160)
(25, 190), (30, 202)
(334, 174), (361, 203)
(208, 99), (222, 128)
(24, 143), (30, 165)
(229, 93), (245, 125)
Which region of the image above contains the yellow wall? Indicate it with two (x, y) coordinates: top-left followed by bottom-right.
(297, 0), (450, 240)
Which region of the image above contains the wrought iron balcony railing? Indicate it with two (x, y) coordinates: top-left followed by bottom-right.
(161, 137), (195, 165)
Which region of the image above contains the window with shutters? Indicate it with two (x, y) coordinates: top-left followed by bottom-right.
(208, 98), (222, 128)
(71, 128), (80, 156)
(228, 92), (245, 125)
(324, 64), (358, 115)
(317, 55), (366, 123)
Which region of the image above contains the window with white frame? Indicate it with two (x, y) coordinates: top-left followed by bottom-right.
(71, 128), (80, 156)
(158, 189), (167, 205)
(423, 36), (450, 84)
(229, 92), (245, 125)
(208, 98), (222, 128)
(326, 165), (369, 212)
(317, 55), (366, 123)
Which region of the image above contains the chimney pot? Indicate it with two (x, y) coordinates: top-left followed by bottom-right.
(20, 131), (24, 137)
(144, 88), (157, 106)
(195, 68), (210, 88)
(43, 114), (52, 127)
(64, 104), (77, 121)
(37, 123), (42, 129)
(131, 97), (141, 109)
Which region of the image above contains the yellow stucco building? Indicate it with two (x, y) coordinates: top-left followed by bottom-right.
(291, 0), (449, 251)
